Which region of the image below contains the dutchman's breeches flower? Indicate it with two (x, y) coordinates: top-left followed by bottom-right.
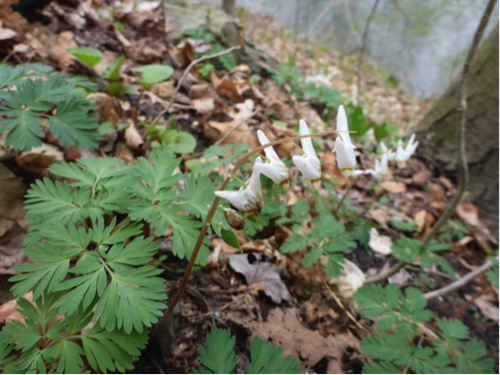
(396, 134), (419, 163)
(379, 141), (396, 161)
(365, 152), (388, 179)
(255, 130), (290, 189)
(215, 157), (263, 213)
(292, 120), (322, 189)
(333, 105), (357, 177)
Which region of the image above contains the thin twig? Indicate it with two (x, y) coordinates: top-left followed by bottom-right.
(151, 46), (241, 127)
(450, 283), (488, 319)
(308, 0), (337, 41)
(152, 129), (340, 336)
(344, 0), (361, 47)
(424, 258), (496, 300)
(364, 0), (497, 285)
(324, 281), (369, 332)
(356, 0), (380, 104)
(214, 109), (260, 146)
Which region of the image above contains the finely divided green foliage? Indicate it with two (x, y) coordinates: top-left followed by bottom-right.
(487, 257), (499, 287)
(354, 285), (495, 374)
(0, 292), (147, 373)
(0, 64), (100, 151)
(193, 330), (301, 374)
(2, 150), (215, 372)
(280, 212), (355, 277)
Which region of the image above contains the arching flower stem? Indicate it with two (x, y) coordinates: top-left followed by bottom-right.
(152, 129), (339, 336)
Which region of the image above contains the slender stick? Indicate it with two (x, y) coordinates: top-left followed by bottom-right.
(356, 0), (380, 104)
(152, 130), (339, 335)
(151, 45), (241, 127)
(424, 258), (496, 300)
(364, 0), (497, 285)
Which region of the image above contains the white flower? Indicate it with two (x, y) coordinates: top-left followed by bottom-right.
(333, 105), (357, 177)
(328, 259), (365, 299)
(352, 170), (365, 178)
(215, 157), (263, 212)
(255, 130), (290, 189)
(396, 134), (419, 163)
(365, 153), (388, 179)
(379, 141), (396, 161)
(292, 120), (322, 189)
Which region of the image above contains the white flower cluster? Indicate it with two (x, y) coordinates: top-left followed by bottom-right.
(215, 105), (419, 211)
(354, 134), (419, 180)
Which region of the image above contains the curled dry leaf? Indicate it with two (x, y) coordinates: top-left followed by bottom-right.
(471, 294), (499, 321)
(125, 122), (144, 150)
(229, 253), (292, 303)
(368, 228), (392, 255)
(328, 259), (365, 299)
(380, 181), (407, 194)
(15, 144), (64, 174)
(0, 292), (32, 324)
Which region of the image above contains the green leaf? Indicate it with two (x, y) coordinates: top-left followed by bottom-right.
(102, 55), (125, 81)
(67, 46), (103, 68)
(391, 237), (421, 262)
(194, 329), (237, 374)
(246, 336), (302, 374)
(362, 361), (402, 374)
(10, 243), (71, 299)
(351, 218), (374, 250)
(389, 220), (419, 232)
(221, 228), (240, 250)
(47, 96), (100, 150)
(95, 266), (166, 333)
(136, 64), (174, 88)
(45, 340), (85, 373)
(25, 178), (90, 225)
(0, 342), (15, 366)
(164, 130), (197, 154)
(487, 257), (499, 287)
(361, 333), (412, 366)
(178, 173), (214, 219)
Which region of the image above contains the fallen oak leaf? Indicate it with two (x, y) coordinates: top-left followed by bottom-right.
(229, 253), (292, 303)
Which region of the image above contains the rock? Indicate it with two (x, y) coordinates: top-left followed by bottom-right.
(163, 0), (279, 74)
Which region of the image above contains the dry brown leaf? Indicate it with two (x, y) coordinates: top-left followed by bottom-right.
(229, 253), (291, 303)
(50, 30), (78, 69)
(456, 202), (481, 227)
(368, 228), (392, 255)
(412, 169), (431, 187)
(87, 93), (121, 124)
(380, 181), (406, 194)
(0, 164), (26, 237)
(0, 292), (32, 323)
(367, 208), (389, 228)
(0, 223), (26, 275)
(124, 122), (143, 150)
(155, 81), (176, 99)
(470, 295), (499, 321)
(15, 144), (64, 173)
(254, 308), (344, 369)
(414, 209), (428, 231)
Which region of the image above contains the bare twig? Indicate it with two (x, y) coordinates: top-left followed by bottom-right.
(213, 109), (260, 146)
(424, 258), (496, 300)
(364, 0), (497, 285)
(152, 129), (340, 336)
(324, 281), (369, 331)
(343, 0), (361, 47)
(450, 283), (488, 319)
(151, 45), (241, 127)
(356, 0), (380, 104)
(308, 0), (337, 41)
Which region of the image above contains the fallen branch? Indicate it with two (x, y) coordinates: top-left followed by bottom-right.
(364, 0), (497, 285)
(151, 45), (241, 127)
(424, 257), (496, 300)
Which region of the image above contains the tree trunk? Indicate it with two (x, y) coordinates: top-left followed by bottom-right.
(416, 23), (499, 228)
(222, 0), (236, 17)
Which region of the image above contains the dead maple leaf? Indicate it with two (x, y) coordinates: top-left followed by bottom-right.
(229, 253), (292, 303)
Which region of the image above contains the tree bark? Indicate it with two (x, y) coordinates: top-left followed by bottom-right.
(416, 23), (499, 228)
(222, 0), (236, 17)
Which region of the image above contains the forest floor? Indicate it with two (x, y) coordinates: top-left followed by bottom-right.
(0, 0), (498, 373)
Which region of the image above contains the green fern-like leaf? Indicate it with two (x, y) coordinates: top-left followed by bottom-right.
(246, 336), (302, 374)
(178, 173), (215, 219)
(193, 329), (237, 374)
